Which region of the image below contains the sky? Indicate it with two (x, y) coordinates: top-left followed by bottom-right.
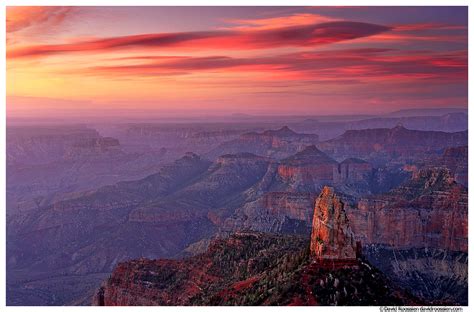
(6, 6), (468, 118)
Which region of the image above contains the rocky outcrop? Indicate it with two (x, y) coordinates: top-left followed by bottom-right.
(309, 174), (468, 304)
(310, 187), (357, 262)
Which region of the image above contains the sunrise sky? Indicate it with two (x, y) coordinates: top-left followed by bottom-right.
(6, 6), (468, 119)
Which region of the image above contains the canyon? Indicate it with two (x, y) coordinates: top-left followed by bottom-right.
(6, 112), (468, 306)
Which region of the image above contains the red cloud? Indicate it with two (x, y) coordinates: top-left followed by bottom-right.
(392, 23), (467, 32)
(77, 48), (467, 84)
(223, 13), (336, 30)
(7, 21), (391, 59)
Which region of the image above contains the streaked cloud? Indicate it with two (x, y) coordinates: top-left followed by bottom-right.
(222, 13), (336, 30)
(78, 48), (467, 84)
(7, 21), (390, 59)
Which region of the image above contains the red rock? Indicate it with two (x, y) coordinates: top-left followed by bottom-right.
(346, 168), (468, 252)
(278, 145), (338, 185)
(310, 187), (357, 262)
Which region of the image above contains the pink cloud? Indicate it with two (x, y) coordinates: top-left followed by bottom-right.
(7, 21), (391, 59)
(73, 48), (467, 85)
(223, 13), (336, 30)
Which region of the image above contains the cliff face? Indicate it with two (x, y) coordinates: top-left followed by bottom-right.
(310, 187), (357, 262)
(276, 146), (372, 191)
(347, 168), (468, 252)
(319, 125), (467, 164)
(277, 146), (338, 187)
(223, 192), (314, 234)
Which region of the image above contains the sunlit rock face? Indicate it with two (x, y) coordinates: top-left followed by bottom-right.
(277, 145), (338, 191)
(310, 187), (357, 262)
